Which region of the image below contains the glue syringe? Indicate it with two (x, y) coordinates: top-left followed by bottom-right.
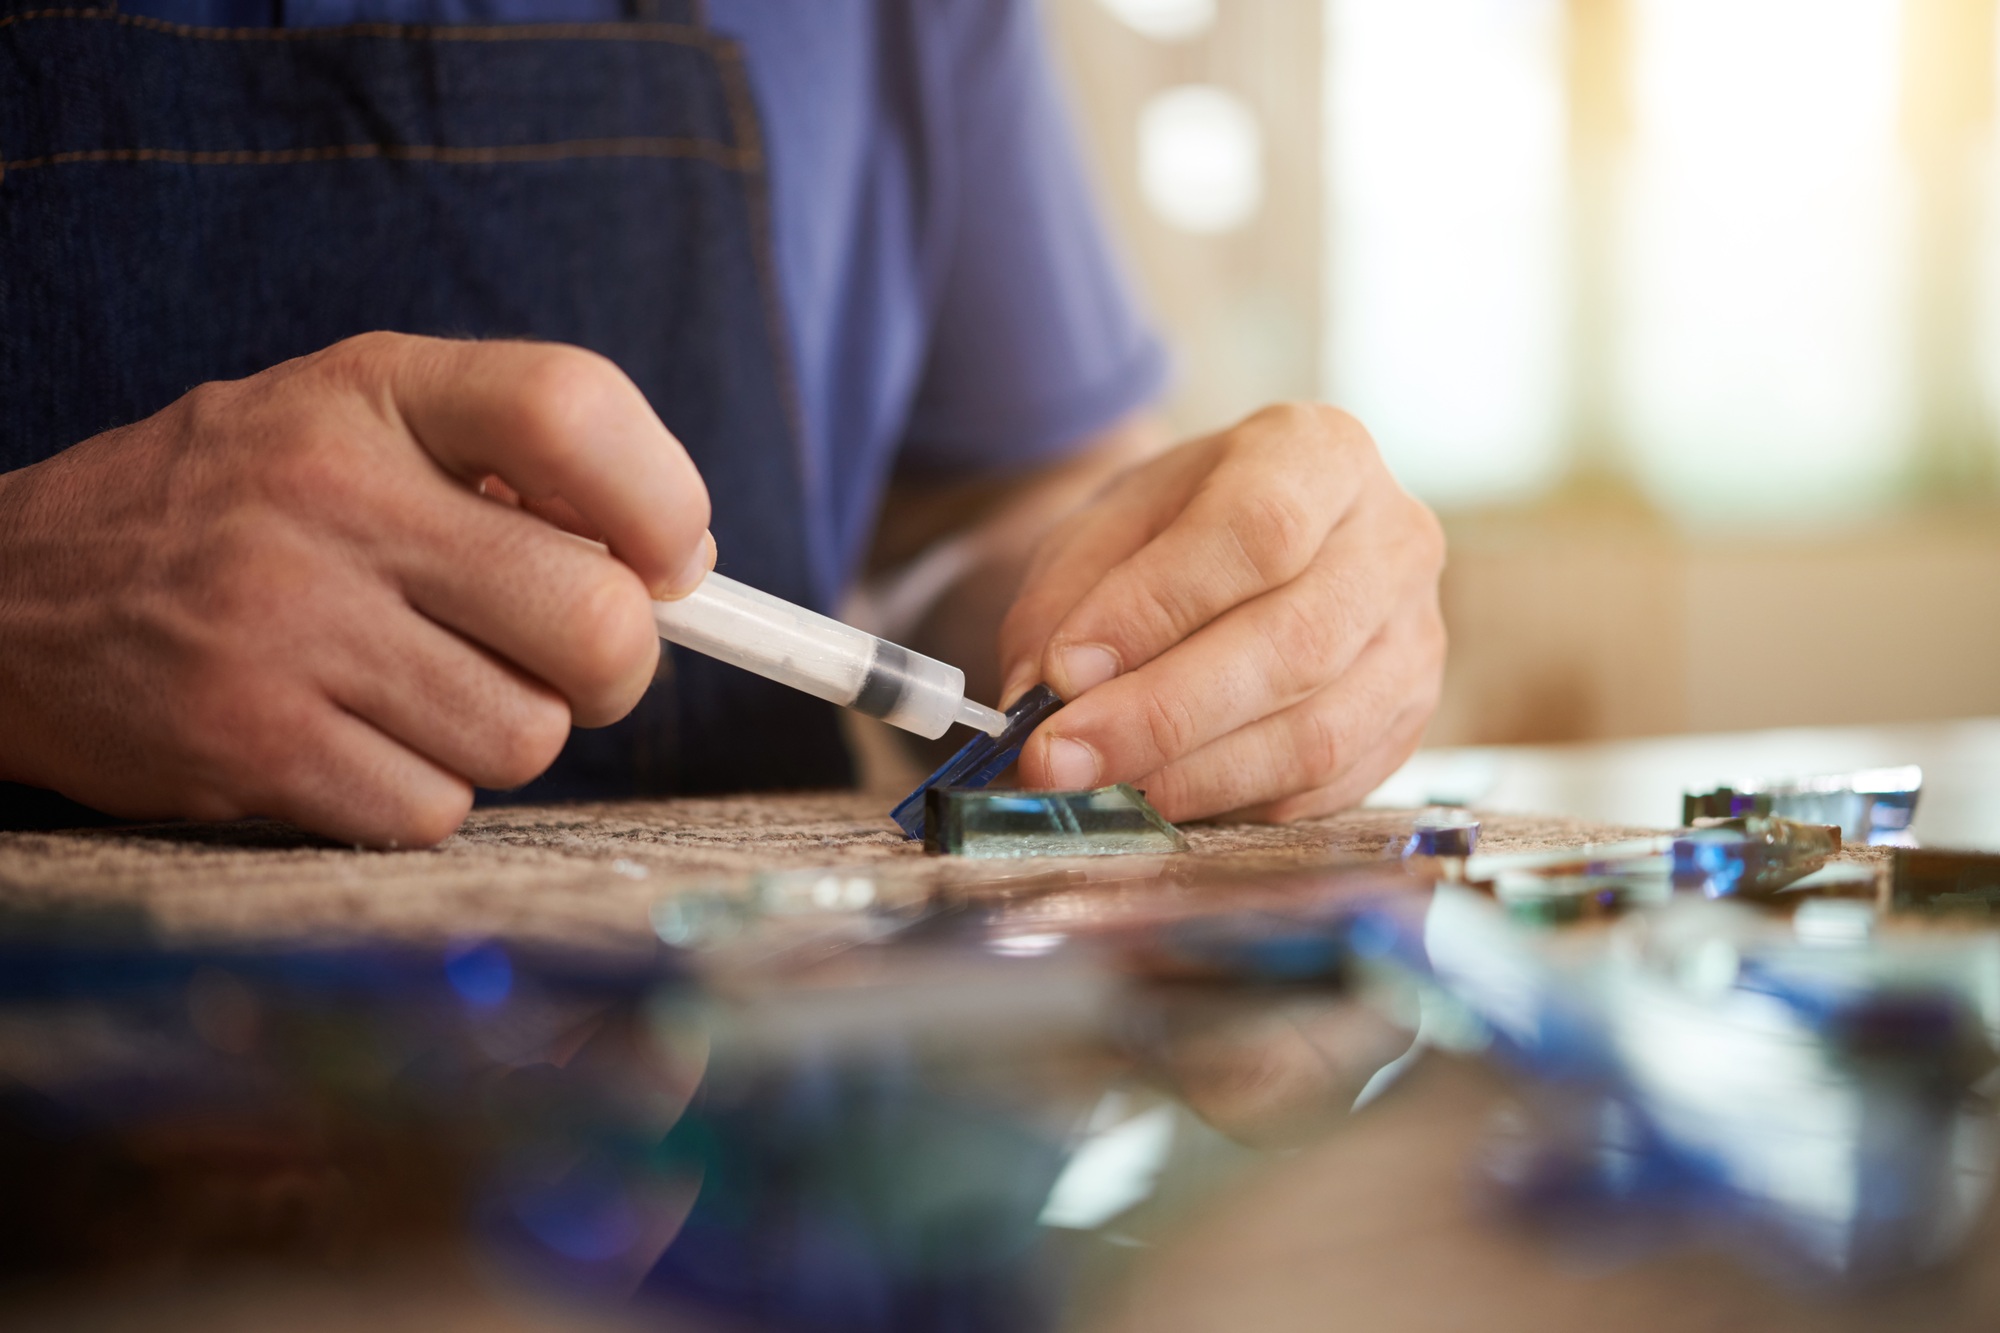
(652, 572), (1008, 740)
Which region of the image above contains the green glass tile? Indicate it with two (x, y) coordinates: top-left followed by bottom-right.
(924, 784), (1189, 858)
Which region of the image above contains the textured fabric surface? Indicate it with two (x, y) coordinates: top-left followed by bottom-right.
(0, 794), (1667, 949)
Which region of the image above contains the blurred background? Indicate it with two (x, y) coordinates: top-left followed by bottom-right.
(1041, 0), (2000, 748)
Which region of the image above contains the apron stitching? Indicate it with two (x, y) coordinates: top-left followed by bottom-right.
(707, 30), (761, 175)
(0, 9), (708, 43)
(2, 138), (752, 172)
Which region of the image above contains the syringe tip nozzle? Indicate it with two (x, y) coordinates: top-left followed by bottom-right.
(955, 698), (1008, 738)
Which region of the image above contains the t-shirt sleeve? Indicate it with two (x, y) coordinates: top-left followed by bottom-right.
(894, 0), (1171, 478)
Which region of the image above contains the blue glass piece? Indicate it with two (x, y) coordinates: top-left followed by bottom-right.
(1491, 870), (1670, 925)
(1682, 766), (1921, 846)
(1672, 829), (1751, 897)
(1670, 816), (1840, 899)
(1402, 808), (1480, 859)
(444, 938), (514, 1009)
(891, 684), (1066, 840)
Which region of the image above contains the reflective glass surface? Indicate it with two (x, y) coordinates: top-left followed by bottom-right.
(8, 837), (2000, 1329)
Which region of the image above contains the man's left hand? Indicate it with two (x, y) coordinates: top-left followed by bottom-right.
(997, 403), (1445, 823)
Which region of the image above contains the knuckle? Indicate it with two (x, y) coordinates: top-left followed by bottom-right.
(1239, 400), (1310, 439)
(1125, 573), (1207, 648)
(508, 345), (632, 454)
(174, 378), (240, 438)
(332, 329), (409, 359)
(1137, 688), (1202, 766)
(311, 330), (416, 387)
(1230, 488), (1321, 583)
(1244, 400), (1352, 453)
(1262, 589), (1340, 684)
(1292, 705), (1345, 787)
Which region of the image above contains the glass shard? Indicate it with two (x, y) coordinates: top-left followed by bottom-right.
(1402, 807), (1480, 859)
(891, 684), (1066, 840)
(924, 784), (1190, 858)
(1671, 816), (1841, 898)
(1682, 766), (1920, 846)
(1489, 869), (1670, 925)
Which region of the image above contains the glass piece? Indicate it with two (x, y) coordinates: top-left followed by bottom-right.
(891, 684), (1066, 840)
(1792, 898), (1876, 945)
(1462, 836), (1677, 885)
(924, 784), (1190, 859)
(1682, 765), (1921, 846)
(1889, 847), (2000, 914)
(1671, 816), (1841, 898)
(1489, 869), (1670, 925)
(1402, 807), (1480, 859)
(1772, 861), (1881, 901)
(1405, 888), (2000, 1285)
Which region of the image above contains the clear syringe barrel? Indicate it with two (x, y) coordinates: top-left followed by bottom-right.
(652, 572), (998, 740)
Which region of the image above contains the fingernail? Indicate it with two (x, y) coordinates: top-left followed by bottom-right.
(1044, 737), (1100, 791)
(656, 531), (716, 601)
(1053, 644), (1120, 698)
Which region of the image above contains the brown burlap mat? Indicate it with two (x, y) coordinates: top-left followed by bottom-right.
(0, 794), (1661, 950)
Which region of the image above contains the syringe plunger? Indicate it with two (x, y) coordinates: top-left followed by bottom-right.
(652, 572), (1006, 740)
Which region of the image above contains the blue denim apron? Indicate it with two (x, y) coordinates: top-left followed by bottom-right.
(0, 0), (853, 825)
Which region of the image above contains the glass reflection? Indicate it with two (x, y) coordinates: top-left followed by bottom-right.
(4, 845), (2000, 1327)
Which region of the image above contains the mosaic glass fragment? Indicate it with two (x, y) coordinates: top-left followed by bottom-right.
(1682, 766), (1920, 846)
(892, 685), (1066, 840)
(924, 784), (1189, 858)
(1489, 869), (1670, 925)
(1402, 807), (1480, 859)
(1671, 816), (1841, 898)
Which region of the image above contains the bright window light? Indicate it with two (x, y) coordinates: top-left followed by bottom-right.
(1096, 0), (1215, 43)
(1323, 0), (1570, 510)
(1138, 85), (1265, 235)
(1976, 16), (2000, 438)
(1616, 0), (1912, 522)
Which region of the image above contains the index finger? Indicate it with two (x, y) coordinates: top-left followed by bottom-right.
(1033, 405), (1365, 701)
(375, 335), (712, 598)
(995, 446), (1212, 703)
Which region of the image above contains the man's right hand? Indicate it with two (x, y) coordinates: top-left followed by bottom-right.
(0, 333), (711, 847)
